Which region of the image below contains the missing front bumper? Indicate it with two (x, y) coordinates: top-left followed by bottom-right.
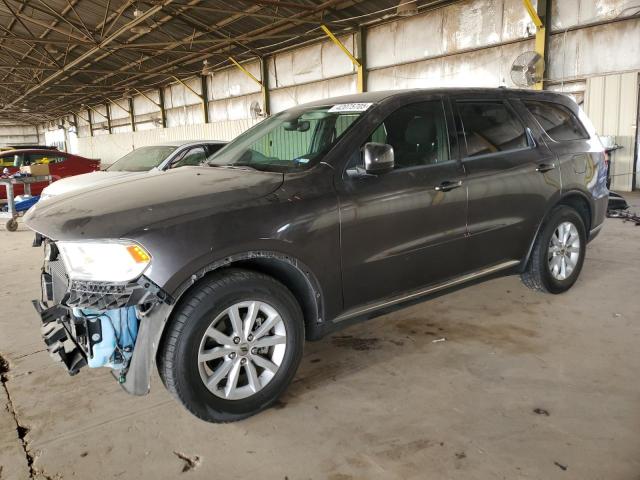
(33, 301), (86, 375)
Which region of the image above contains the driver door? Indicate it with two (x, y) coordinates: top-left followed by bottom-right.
(337, 98), (468, 310)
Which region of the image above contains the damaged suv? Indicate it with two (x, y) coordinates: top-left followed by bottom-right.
(26, 89), (608, 422)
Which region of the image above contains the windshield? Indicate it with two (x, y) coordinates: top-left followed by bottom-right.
(107, 146), (178, 172)
(208, 104), (369, 172)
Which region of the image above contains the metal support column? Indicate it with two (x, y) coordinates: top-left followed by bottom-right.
(523, 0), (550, 90)
(158, 88), (167, 128)
(260, 57), (270, 116)
(105, 103), (112, 134)
(128, 97), (136, 132)
(87, 108), (93, 137)
(200, 75), (210, 123)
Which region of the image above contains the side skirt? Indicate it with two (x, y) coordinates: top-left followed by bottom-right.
(333, 260), (521, 324)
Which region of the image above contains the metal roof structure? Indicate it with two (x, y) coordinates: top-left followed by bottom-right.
(0, 0), (453, 124)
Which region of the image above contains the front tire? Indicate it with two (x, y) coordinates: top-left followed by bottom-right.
(521, 206), (587, 294)
(158, 269), (304, 423)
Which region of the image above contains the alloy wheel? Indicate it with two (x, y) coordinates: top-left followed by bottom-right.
(547, 221), (581, 281)
(197, 301), (287, 400)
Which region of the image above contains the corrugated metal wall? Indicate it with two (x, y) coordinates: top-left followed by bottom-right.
(584, 72), (639, 191)
(0, 124), (39, 147)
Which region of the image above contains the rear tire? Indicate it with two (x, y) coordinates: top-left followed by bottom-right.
(158, 269), (304, 423)
(521, 206), (586, 294)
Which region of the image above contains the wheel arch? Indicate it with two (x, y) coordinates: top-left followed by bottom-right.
(157, 251), (325, 358)
(521, 190), (593, 271)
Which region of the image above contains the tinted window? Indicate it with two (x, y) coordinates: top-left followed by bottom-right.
(524, 100), (589, 141)
(206, 144), (225, 158)
(367, 101), (450, 169)
(171, 147), (207, 168)
(457, 101), (528, 157)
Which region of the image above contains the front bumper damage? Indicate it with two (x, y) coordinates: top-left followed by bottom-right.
(33, 240), (173, 394)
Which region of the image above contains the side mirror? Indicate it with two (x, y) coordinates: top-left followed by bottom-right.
(363, 142), (394, 174)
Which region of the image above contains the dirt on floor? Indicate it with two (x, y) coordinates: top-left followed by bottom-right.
(1, 194), (639, 480)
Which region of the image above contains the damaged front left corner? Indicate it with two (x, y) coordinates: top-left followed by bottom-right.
(33, 238), (171, 390)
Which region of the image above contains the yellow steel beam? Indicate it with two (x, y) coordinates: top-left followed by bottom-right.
(523, 0), (545, 90)
(321, 24), (364, 92)
(228, 57), (263, 87)
(523, 0), (543, 28)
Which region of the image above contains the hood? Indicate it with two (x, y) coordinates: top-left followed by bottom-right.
(42, 171), (142, 198)
(25, 166), (284, 241)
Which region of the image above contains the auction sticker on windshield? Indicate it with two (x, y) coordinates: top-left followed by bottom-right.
(328, 103), (373, 113)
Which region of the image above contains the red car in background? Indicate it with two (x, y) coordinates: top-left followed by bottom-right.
(0, 149), (100, 199)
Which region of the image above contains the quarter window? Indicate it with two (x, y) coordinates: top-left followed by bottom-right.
(524, 100), (589, 141)
(366, 101), (450, 169)
(457, 101), (528, 157)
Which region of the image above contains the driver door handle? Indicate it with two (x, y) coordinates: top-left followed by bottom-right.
(434, 180), (463, 192)
(536, 163), (556, 173)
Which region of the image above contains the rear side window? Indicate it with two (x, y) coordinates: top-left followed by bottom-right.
(28, 153), (66, 165)
(524, 100), (589, 141)
(457, 101), (528, 157)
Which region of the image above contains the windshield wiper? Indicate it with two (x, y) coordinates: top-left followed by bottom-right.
(209, 163), (259, 171)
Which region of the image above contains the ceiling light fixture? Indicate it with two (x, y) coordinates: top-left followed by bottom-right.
(130, 8), (152, 34)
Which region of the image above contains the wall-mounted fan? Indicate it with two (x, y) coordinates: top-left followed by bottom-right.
(510, 51), (545, 87)
(249, 101), (264, 119)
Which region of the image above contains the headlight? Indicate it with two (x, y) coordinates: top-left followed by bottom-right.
(57, 240), (151, 282)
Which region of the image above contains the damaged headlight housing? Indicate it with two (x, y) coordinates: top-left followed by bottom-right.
(57, 240), (151, 282)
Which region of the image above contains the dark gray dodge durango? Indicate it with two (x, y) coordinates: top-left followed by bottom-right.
(26, 88), (608, 422)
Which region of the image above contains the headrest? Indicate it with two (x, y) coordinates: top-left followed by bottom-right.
(405, 117), (435, 146)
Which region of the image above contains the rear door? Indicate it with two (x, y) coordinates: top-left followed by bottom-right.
(337, 97), (468, 310)
(453, 95), (560, 270)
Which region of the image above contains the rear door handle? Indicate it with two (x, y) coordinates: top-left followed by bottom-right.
(536, 163), (556, 173)
(434, 180), (463, 192)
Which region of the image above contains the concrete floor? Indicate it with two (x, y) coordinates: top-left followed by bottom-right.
(1, 195), (639, 480)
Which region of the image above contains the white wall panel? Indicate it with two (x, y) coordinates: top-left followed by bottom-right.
(209, 61), (261, 100)
(367, 10), (444, 69)
(109, 99), (130, 120)
(270, 76), (357, 114)
(133, 91), (160, 115)
(548, 19), (640, 81)
(584, 72), (639, 192)
(443, 0), (503, 52)
(269, 35), (355, 88)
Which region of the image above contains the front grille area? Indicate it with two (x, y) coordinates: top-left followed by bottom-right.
(66, 280), (138, 310)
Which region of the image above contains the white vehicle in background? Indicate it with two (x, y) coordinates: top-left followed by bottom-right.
(39, 140), (227, 201)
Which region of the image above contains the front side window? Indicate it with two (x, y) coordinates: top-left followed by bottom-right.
(171, 147), (207, 169)
(457, 101), (528, 157)
(208, 105), (366, 172)
(107, 146), (177, 172)
(524, 100), (589, 142)
(366, 101), (450, 169)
